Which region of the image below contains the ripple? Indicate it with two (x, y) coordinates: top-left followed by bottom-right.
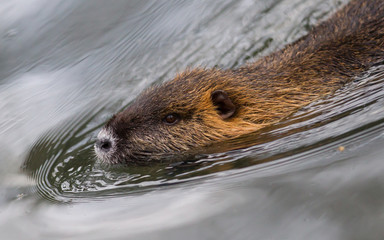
(22, 63), (384, 203)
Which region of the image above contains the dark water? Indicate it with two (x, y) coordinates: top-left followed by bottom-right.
(1, 0), (384, 239)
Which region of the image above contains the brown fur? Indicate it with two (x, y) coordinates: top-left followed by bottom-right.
(97, 0), (384, 164)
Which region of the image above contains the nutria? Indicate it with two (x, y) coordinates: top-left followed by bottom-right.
(95, 0), (384, 164)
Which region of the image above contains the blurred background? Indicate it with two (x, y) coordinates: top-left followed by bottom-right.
(1, 0), (384, 239)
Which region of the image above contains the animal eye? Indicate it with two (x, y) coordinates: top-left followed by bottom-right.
(163, 113), (180, 125)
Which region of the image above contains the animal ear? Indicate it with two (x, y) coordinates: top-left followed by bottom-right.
(211, 90), (236, 119)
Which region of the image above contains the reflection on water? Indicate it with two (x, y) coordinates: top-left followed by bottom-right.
(1, 0), (384, 239)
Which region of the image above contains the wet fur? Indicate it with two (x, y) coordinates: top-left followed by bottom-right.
(100, 0), (384, 164)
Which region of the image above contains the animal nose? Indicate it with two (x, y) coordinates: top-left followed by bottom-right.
(96, 138), (113, 152)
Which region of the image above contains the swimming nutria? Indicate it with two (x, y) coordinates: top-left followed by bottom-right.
(95, 0), (384, 164)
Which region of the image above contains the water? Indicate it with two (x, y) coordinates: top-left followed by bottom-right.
(1, 0), (384, 239)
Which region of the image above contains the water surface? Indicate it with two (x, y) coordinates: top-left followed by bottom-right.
(1, 0), (384, 239)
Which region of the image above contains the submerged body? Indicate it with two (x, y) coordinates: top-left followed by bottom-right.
(96, 0), (384, 164)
